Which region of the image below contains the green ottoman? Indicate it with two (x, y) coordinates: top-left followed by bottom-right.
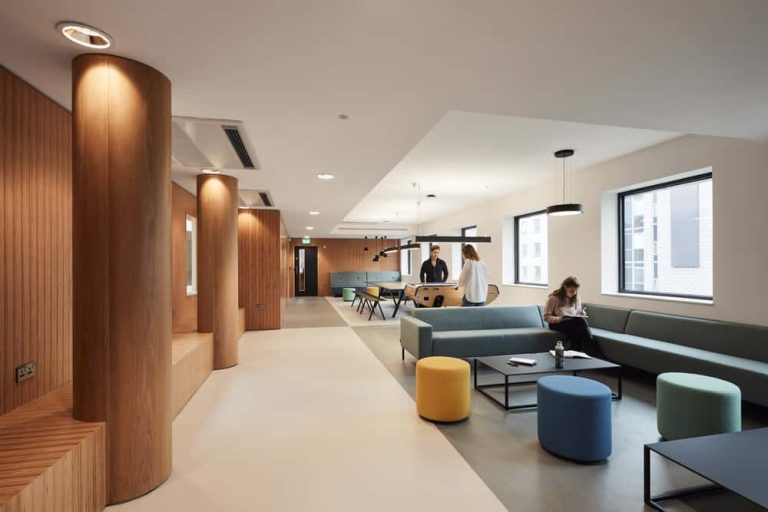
(342, 287), (356, 302)
(657, 372), (741, 440)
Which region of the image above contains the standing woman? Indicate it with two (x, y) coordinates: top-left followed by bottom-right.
(419, 244), (449, 283)
(458, 245), (489, 306)
(542, 276), (595, 352)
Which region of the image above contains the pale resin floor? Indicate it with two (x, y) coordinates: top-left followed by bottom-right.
(108, 325), (505, 511)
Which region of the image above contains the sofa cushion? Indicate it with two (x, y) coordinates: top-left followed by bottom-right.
(431, 328), (560, 358)
(592, 327), (768, 407)
(624, 311), (768, 363)
(413, 305), (544, 331)
(583, 303), (631, 333)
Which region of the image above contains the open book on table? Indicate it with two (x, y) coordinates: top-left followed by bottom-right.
(548, 349), (592, 359)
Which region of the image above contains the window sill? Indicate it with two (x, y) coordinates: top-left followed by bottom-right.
(186, 291), (198, 297)
(503, 283), (548, 290)
(600, 292), (713, 305)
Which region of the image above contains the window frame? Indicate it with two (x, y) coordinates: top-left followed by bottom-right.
(514, 210), (547, 286)
(185, 214), (198, 296)
(617, 172), (713, 300)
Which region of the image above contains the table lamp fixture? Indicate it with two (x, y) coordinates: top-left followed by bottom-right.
(546, 149), (583, 216)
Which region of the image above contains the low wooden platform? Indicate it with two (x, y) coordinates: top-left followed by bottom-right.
(0, 385), (106, 512)
(172, 332), (214, 417)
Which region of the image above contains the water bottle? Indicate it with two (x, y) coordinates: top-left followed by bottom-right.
(555, 340), (565, 369)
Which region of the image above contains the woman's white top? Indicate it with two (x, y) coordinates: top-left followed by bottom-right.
(458, 259), (489, 303)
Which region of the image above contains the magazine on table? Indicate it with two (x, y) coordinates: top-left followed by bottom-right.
(548, 349), (592, 359)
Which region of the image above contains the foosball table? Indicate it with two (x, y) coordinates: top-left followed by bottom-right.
(403, 282), (500, 308)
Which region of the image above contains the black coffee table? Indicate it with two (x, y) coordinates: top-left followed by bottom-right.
(644, 428), (768, 511)
(473, 352), (622, 410)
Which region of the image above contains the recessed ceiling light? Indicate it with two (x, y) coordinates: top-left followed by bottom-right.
(57, 22), (112, 49)
(306, 226), (314, 230)
(201, 168), (221, 174)
(309, 210), (320, 215)
(317, 173), (335, 180)
(426, 194), (436, 198)
(338, 114), (349, 120)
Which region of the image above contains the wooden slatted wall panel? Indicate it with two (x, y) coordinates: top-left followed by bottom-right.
(171, 182), (198, 333)
(171, 332), (213, 417)
(237, 209), (282, 330)
(288, 238), (400, 297)
(0, 66), (72, 416)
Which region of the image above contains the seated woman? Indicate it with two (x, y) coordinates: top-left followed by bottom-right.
(542, 276), (595, 353)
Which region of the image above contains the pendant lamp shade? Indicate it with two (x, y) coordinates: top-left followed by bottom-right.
(547, 149), (583, 216)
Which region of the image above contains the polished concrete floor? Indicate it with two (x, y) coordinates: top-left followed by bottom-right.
(282, 296), (348, 328)
(108, 302), (504, 511)
(109, 299), (768, 511)
(354, 325), (768, 512)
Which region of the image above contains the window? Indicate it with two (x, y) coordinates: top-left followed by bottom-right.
(515, 211), (548, 285)
(619, 173), (712, 299)
(185, 215), (197, 296)
(461, 225), (478, 263)
(462, 225), (477, 248)
(400, 238), (412, 276)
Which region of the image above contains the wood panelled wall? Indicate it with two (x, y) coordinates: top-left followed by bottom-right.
(288, 238), (400, 297)
(238, 209), (284, 330)
(172, 182), (197, 333)
(0, 66), (73, 416)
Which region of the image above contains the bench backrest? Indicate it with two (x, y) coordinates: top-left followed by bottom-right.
(625, 311), (768, 363)
(583, 303), (631, 333)
(412, 305), (544, 331)
(330, 271), (401, 287)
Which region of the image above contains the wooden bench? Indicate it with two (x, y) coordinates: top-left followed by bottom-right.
(351, 291), (387, 321)
(0, 384), (106, 512)
(172, 332), (214, 417)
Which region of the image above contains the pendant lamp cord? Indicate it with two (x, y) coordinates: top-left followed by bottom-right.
(562, 158), (565, 203)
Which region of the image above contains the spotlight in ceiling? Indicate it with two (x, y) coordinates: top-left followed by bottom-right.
(201, 168), (221, 174)
(57, 22), (112, 49)
(426, 194), (436, 198)
(317, 173), (335, 180)
(338, 114), (349, 120)
(306, 226), (314, 231)
(309, 210), (320, 215)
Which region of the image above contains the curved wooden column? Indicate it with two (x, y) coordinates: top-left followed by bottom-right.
(197, 174), (239, 369)
(72, 54), (172, 504)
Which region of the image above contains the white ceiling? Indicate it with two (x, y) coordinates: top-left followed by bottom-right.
(343, 111), (679, 227)
(2, 0), (767, 237)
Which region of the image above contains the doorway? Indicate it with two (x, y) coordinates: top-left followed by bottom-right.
(294, 246), (318, 296)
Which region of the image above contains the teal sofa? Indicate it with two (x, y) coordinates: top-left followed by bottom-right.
(400, 306), (561, 360)
(330, 271), (400, 296)
(585, 303), (768, 407)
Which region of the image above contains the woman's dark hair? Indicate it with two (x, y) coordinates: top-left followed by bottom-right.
(550, 276), (580, 306)
(462, 244), (480, 261)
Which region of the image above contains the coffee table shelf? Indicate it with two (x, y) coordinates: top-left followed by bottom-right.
(473, 352), (622, 411)
(644, 428), (768, 511)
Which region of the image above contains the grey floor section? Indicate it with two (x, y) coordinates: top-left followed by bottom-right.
(283, 297), (347, 328)
(353, 325), (768, 512)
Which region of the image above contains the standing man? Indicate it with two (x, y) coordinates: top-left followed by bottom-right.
(420, 245), (449, 283)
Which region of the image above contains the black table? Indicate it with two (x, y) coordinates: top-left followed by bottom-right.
(644, 428), (768, 511)
(367, 281), (410, 318)
(473, 352), (622, 410)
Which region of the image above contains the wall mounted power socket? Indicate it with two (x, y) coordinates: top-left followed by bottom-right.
(15, 361), (36, 383)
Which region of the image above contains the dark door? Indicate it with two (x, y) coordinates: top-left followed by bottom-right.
(294, 246), (318, 296)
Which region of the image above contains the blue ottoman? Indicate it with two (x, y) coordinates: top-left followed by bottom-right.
(537, 375), (612, 462)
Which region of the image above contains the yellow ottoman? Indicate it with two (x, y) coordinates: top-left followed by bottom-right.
(366, 286), (380, 297)
(416, 356), (470, 423)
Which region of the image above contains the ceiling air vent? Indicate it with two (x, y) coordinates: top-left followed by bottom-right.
(239, 189), (275, 208)
(258, 192), (273, 207)
(222, 125), (255, 169)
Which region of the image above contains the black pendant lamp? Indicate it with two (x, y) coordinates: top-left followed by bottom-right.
(546, 149), (583, 216)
